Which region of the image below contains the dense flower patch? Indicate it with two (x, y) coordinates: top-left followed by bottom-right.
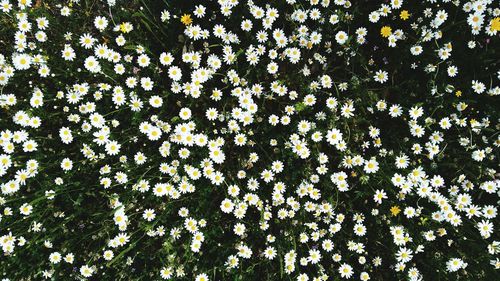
(0, 0), (499, 280)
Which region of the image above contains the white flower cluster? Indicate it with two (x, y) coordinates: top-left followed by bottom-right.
(0, 0), (499, 280)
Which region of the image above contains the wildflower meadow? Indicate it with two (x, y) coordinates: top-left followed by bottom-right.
(0, 0), (499, 280)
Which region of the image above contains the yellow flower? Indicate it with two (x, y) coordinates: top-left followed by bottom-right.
(400, 10), (410, 20)
(390, 206), (401, 216)
(119, 22), (133, 33)
(490, 17), (500, 31)
(180, 14), (193, 26)
(380, 26), (392, 38)
(455, 90), (462, 97)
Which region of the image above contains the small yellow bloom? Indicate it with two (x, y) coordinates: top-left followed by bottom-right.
(455, 90), (462, 97)
(119, 22), (133, 33)
(400, 10), (410, 20)
(490, 17), (500, 31)
(380, 26), (392, 38)
(180, 14), (193, 26)
(390, 206), (401, 216)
